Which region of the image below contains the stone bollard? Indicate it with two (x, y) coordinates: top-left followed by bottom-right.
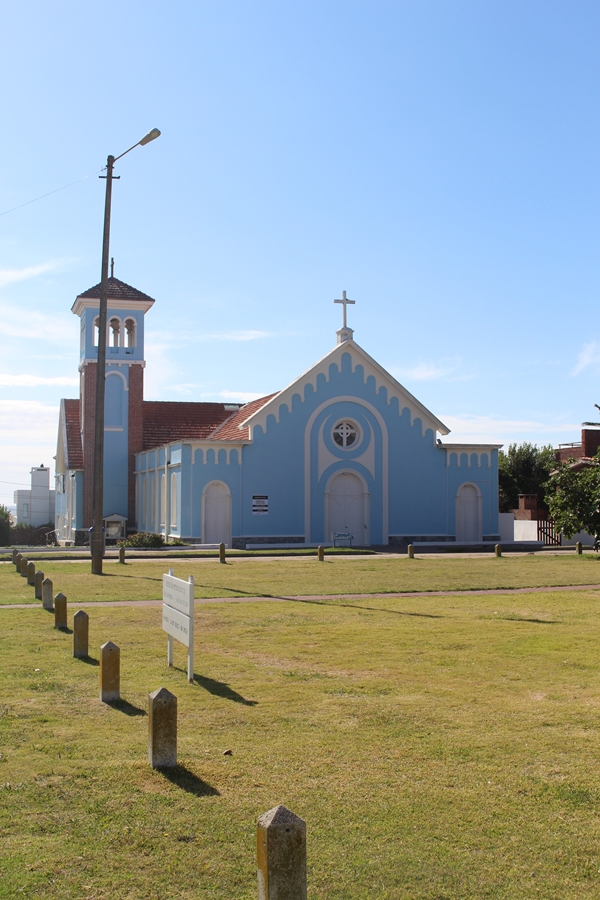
(576, 541), (583, 555)
(14, 552), (22, 571)
(317, 545), (324, 562)
(20, 557), (29, 577)
(100, 641), (120, 702)
(12, 549), (18, 565)
(35, 570), (44, 600)
(27, 561), (36, 586)
(495, 544), (502, 558)
(407, 544), (414, 559)
(118, 545), (126, 564)
(54, 593), (67, 630)
(42, 578), (54, 611)
(73, 610), (89, 658)
(219, 542), (226, 564)
(257, 805), (307, 900)
(148, 687), (177, 768)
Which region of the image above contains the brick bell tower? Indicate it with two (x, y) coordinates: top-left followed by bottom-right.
(72, 276), (155, 531)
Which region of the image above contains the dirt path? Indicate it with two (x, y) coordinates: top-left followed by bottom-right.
(2, 581), (600, 610)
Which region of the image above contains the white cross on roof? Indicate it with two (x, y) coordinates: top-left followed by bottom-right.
(334, 290), (355, 328)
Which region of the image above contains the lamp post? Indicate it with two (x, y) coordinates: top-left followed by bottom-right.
(91, 128), (161, 575)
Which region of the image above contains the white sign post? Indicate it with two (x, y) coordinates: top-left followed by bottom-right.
(162, 567), (195, 683)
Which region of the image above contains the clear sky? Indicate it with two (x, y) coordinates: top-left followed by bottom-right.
(2, 1), (599, 505)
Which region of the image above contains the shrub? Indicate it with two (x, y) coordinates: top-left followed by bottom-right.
(10, 522), (56, 546)
(118, 531), (165, 549)
(0, 505), (11, 546)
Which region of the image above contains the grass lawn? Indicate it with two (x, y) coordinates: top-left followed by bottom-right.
(2, 553), (600, 607)
(2, 585), (600, 898)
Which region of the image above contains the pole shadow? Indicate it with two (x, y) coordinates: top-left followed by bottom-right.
(106, 698), (147, 716)
(157, 765), (220, 796)
(190, 672), (258, 706)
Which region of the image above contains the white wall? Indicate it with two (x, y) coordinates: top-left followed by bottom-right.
(514, 520), (538, 541)
(498, 512), (514, 542)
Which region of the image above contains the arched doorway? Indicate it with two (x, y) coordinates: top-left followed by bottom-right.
(202, 481), (231, 547)
(325, 471), (369, 545)
(456, 483), (481, 541)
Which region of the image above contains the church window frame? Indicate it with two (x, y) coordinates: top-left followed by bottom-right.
(160, 473), (166, 527)
(109, 317), (122, 348)
(125, 317), (136, 349)
(332, 419), (361, 450)
(93, 317), (100, 347)
(170, 472), (178, 530)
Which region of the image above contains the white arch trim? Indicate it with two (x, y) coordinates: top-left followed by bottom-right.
(104, 369), (129, 389)
(455, 481), (483, 541)
(303, 396), (388, 543)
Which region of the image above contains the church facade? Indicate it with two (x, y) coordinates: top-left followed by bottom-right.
(55, 277), (501, 548)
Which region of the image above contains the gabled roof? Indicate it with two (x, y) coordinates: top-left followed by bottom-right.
(209, 394), (278, 441)
(60, 399), (83, 470)
(142, 401), (236, 450)
(77, 276), (155, 304)
(241, 339), (450, 438)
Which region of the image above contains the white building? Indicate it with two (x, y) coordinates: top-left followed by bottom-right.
(14, 465), (56, 526)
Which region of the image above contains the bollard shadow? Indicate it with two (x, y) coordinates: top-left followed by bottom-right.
(106, 698), (147, 717)
(190, 672), (258, 706)
(78, 655), (99, 666)
(158, 765), (220, 796)
(56, 626), (73, 634)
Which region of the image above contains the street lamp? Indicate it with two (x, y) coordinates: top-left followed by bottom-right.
(91, 128), (161, 575)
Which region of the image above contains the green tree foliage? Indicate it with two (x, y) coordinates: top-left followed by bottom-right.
(0, 504), (11, 546)
(545, 462), (600, 544)
(498, 442), (556, 512)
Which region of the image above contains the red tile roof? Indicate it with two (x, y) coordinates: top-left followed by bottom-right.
(63, 399), (83, 469)
(142, 401), (238, 450)
(209, 394), (278, 441)
(77, 276), (155, 304)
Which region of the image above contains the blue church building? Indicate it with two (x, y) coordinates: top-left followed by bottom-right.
(55, 278), (501, 548)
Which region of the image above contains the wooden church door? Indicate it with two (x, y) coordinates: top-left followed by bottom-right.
(456, 483), (481, 541)
(327, 472), (367, 545)
(203, 481), (231, 547)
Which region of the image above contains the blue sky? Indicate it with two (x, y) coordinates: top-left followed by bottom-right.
(2, 1), (600, 505)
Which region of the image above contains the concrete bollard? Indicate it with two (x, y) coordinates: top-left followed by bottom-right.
(20, 557), (29, 577)
(495, 544), (502, 557)
(27, 561), (36, 586)
(54, 593), (67, 630)
(576, 541), (583, 555)
(257, 805), (307, 900)
(118, 545), (126, 564)
(407, 544), (414, 559)
(219, 542), (226, 564)
(35, 570), (44, 600)
(12, 549), (18, 565)
(14, 552), (22, 571)
(317, 545), (324, 562)
(148, 687), (177, 768)
(73, 610), (89, 658)
(42, 578), (54, 611)
(100, 641), (120, 702)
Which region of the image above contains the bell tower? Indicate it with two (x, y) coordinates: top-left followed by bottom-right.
(72, 276), (155, 529)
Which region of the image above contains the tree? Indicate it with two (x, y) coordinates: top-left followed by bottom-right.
(545, 462), (600, 546)
(498, 442), (556, 512)
(0, 505), (11, 546)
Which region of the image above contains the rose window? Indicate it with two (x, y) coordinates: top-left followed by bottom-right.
(333, 421), (358, 448)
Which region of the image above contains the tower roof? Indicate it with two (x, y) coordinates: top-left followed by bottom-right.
(76, 276), (155, 304)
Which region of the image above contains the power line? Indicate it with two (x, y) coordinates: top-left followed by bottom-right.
(0, 168), (103, 218)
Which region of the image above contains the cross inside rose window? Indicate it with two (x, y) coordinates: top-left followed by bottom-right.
(333, 421), (358, 448)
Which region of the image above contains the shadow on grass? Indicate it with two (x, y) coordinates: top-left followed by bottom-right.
(78, 655), (99, 666)
(286, 595), (446, 619)
(56, 626), (73, 634)
(498, 616), (559, 624)
(158, 765), (220, 796)
(190, 672), (258, 706)
(107, 698), (147, 716)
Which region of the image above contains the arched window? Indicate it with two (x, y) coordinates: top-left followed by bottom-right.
(125, 318), (136, 348)
(109, 318), (121, 348)
(93, 317), (100, 347)
(170, 472), (178, 528)
(160, 473), (166, 527)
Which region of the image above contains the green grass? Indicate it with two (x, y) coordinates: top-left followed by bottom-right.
(2, 586), (600, 897)
(2, 552), (600, 606)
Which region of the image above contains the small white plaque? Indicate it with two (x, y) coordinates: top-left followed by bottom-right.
(162, 604), (191, 647)
(252, 495), (268, 515)
(163, 573), (193, 615)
